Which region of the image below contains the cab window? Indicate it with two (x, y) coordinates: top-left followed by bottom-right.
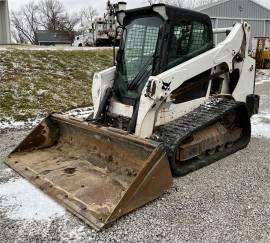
(167, 21), (211, 69)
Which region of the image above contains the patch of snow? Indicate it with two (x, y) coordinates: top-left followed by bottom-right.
(62, 106), (94, 119)
(0, 64), (5, 73)
(251, 112), (270, 139)
(256, 70), (270, 85)
(37, 89), (48, 96)
(62, 225), (91, 242)
(0, 107), (94, 130)
(0, 168), (14, 178)
(0, 114), (45, 130)
(55, 70), (66, 76)
(0, 45), (111, 51)
(256, 79), (270, 86)
(0, 178), (65, 221)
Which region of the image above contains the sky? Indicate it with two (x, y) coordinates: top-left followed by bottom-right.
(8, 0), (144, 14)
(7, 0), (270, 14)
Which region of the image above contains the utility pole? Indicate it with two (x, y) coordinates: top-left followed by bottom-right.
(0, 0), (11, 44)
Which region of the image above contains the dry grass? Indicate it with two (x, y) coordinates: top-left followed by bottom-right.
(0, 49), (113, 122)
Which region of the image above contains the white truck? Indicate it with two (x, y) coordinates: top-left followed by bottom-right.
(73, 1), (126, 47)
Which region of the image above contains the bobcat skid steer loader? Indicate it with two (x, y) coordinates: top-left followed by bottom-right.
(6, 4), (259, 230)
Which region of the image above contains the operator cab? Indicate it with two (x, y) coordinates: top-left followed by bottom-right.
(114, 4), (213, 106)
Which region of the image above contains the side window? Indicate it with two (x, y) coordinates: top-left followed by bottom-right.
(189, 22), (210, 52)
(167, 21), (210, 69)
(168, 23), (192, 60)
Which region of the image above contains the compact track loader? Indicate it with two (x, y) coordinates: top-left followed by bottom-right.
(6, 4), (259, 230)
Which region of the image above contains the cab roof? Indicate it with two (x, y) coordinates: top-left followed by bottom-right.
(120, 4), (212, 26)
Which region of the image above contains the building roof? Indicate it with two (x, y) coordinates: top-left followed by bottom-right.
(35, 30), (73, 43)
(195, 0), (270, 12)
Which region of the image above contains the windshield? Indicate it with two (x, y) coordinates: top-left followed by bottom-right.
(114, 16), (163, 104)
(121, 16), (162, 83)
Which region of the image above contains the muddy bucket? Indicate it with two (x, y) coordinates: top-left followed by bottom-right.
(6, 114), (172, 230)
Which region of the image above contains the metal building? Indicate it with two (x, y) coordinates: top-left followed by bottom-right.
(0, 0), (11, 44)
(196, 0), (270, 48)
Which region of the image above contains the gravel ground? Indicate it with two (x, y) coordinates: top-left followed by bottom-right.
(0, 73), (270, 242)
(0, 131), (270, 243)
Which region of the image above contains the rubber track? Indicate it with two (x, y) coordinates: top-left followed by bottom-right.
(151, 99), (251, 177)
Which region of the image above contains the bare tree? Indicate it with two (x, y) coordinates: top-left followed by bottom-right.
(145, 0), (189, 8)
(58, 12), (80, 32)
(144, 0), (217, 8)
(11, 29), (26, 44)
(38, 0), (64, 30)
(38, 0), (79, 31)
(145, 0), (163, 5)
(11, 0), (80, 44)
(11, 1), (39, 44)
(168, 0), (185, 7)
(80, 6), (98, 25)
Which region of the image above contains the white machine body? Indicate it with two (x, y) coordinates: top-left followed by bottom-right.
(92, 22), (255, 138)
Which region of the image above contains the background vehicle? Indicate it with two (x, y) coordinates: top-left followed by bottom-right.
(254, 37), (270, 69)
(72, 29), (94, 47)
(73, 1), (126, 47)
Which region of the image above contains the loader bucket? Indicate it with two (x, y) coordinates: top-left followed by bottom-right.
(6, 114), (172, 230)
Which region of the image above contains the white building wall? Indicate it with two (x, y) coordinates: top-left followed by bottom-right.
(0, 0), (11, 44)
